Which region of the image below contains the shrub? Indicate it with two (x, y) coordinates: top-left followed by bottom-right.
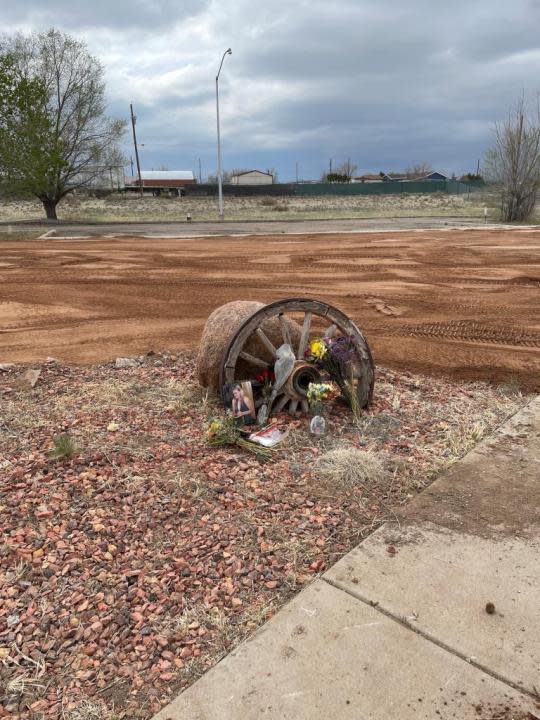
(315, 447), (384, 488)
(49, 434), (78, 461)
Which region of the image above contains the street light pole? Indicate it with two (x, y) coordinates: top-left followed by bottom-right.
(216, 48), (232, 220)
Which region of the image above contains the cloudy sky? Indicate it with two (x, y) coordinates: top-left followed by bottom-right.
(2, 0), (539, 180)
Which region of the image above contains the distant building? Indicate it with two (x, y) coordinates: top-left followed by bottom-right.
(125, 170), (196, 196)
(382, 173), (408, 182)
(419, 171), (448, 181)
(351, 171), (450, 183)
(351, 174), (384, 183)
(381, 171), (449, 182)
(230, 170), (274, 185)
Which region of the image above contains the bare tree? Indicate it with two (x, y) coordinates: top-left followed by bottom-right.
(485, 95), (540, 222)
(340, 159), (358, 181)
(208, 169), (234, 184)
(404, 162), (433, 178)
(321, 159), (358, 182)
(0, 29), (126, 219)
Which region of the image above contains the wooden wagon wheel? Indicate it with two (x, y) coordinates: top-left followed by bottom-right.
(219, 298), (375, 415)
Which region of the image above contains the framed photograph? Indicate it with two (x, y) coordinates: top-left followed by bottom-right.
(222, 381), (257, 426)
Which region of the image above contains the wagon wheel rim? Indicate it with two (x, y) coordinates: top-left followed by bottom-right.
(219, 298), (375, 415)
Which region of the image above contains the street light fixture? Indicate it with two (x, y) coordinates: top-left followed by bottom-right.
(216, 48), (232, 220)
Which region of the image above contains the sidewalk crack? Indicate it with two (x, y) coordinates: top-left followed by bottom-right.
(322, 575), (538, 702)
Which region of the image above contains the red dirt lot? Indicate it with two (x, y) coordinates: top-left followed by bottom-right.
(0, 228), (539, 390)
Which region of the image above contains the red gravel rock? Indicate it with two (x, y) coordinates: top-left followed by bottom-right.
(0, 352), (526, 719)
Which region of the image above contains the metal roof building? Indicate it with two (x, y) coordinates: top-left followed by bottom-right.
(126, 171), (196, 188)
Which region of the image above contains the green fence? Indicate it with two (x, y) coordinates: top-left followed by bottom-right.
(294, 180), (476, 196)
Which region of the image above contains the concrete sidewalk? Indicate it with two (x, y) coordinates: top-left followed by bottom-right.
(154, 397), (540, 720)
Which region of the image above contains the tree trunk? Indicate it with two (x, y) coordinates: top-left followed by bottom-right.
(42, 198), (58, 220)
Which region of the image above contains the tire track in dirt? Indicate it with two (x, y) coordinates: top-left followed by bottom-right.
(449, 277), (540, 288)
(391, 320), (540, 348)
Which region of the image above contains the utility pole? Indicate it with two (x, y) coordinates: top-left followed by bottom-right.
(130, 103), (143, 197)
(130, 156), (134, 177)
(476, 158), (480, 176)
(329, 158), (333, 175)
(198, 158), (202, 183)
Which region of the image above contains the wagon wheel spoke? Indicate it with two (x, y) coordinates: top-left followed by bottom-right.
(300, 398), (309, 414)
(255, 328), (277, 357)
(238, 350), (270, 368)
(297, 311), (312, 359)
(273, 393), (290, 413)
(289, 398), (299, 414)
(278, 313), (292, 348)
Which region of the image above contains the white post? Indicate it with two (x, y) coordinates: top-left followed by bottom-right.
(216, 76), (223, 220)
(216, 49), (232, 221)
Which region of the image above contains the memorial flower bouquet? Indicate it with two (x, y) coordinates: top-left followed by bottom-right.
(306, 336), (361, 416)
(306, 382), (333, 416)
(206, 414), (272, 460)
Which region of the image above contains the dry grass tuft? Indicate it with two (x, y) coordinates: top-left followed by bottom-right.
(63, 698), (120, 720)
(165, 382), (209, 416)
(3, 646), (47, 700)
(50, 433), (79, 461)
(498, 376), (523, 398)
(315, 447), (385, 489)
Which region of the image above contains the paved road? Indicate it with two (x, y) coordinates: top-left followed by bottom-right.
(0, 215), (486, 238)
(154, 397), (540, 720)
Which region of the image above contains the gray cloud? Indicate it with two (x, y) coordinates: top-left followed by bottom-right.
(0, 0), (209, 31)
(1, 0), (539, 179)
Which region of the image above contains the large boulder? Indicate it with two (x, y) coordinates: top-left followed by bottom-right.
(197, 300), (301, 391)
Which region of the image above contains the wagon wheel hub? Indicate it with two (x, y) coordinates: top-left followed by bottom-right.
(285, 361), (322, 401)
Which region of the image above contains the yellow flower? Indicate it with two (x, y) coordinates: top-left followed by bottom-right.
(310, 339), (327, 359)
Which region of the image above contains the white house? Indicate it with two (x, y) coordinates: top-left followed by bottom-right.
(230, 170), (274, 185)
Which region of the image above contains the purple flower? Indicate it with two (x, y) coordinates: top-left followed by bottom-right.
(329, 336), (356, 365)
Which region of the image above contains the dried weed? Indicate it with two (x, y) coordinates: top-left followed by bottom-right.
(62, 698), (121, 720)
(315, 447), (385, 489)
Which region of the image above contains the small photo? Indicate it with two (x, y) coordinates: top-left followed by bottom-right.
(222, 381), (257, 426)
